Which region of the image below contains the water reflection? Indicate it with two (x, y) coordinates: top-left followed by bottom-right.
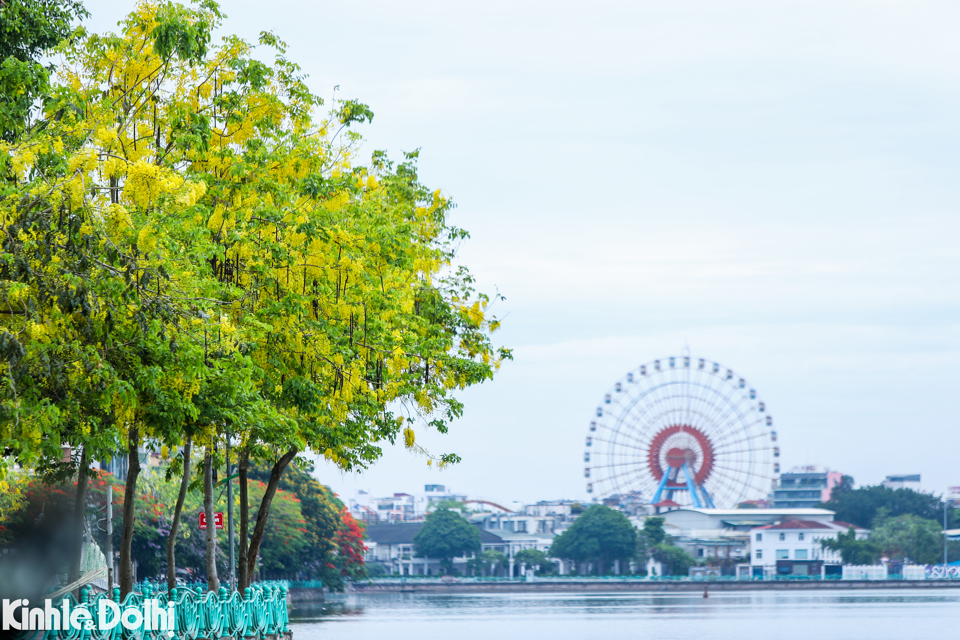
(290, 589), (960, 640)
(290, 600), (365, 620)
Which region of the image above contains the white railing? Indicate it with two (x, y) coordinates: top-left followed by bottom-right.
(842, 565), (888, 580)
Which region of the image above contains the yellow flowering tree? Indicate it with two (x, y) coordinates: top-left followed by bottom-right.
(0, 0), (510, 593)
(174, 42), (513, 587)
(0, 0), (249, 594)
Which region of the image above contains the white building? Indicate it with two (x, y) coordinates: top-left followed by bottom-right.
(881, 474), (921, 492)
(473, 510), (570, 537)
(750, 520), (869, 578)
(471, 511), (561, 574)
(658, 508), (838, 568)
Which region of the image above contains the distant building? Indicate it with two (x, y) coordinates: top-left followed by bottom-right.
(881, 474), (921, 492)
(657, 507), (837, 568)
(371, 493), (418, 522)
(652, 499), (682, 515)
(749, 520), (868, 579)
(521, 500), (577, 518)
(349, 484), (469, 524)
(364, 520), (551, 577)
(424, 484), (468, 505)
(472, 511), (566, 539)
(772, 466), (843, 508)
(598, 491), (649, 517)
(364, 523), (506, 576)
(947, 487), (960, 508)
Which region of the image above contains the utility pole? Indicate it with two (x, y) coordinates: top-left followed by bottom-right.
(227, 432), (235, 590)
(945, 497), (949, 567)
(106, 485), (113, 591)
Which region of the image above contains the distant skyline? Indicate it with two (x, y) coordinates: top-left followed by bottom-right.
(86, 0), (960, 503)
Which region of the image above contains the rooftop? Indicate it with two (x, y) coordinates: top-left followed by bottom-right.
(669, 508), (835, 516)
(753, 520), (868, 532)
(364, 522), (504, 545)
(653, 499), (682, 508)
(757, 520), (836, 530)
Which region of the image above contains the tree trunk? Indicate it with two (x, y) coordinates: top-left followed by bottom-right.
(204, 446), (220, 592)
(166, 436), (192, 592)
(119, 426), (141, 597)
(68, 447), (89, 595)
(244, 447), (297, 584)
(238, 447), (249, 591)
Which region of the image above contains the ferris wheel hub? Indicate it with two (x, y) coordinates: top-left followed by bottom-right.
(648, 424), (715, 487)
(665, 447), (697, 469)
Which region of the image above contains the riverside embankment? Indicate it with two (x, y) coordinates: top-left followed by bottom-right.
(350, 578), (960, 593)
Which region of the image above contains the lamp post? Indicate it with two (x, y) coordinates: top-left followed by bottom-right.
(944, 497), (949, 568)
(106, 485), (113, 591)
(227, 431), (236, 589)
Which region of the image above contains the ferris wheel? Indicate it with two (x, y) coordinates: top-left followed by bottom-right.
(584, 355), (779, 509)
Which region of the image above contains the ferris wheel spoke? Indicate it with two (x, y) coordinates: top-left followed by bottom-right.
(712, 425), (767, 449)
(710, 411), (763, 445)
(589, 435), (649, 453)
(713, 443), (774, 457)
(687, 364), (714, 435)
(593, 429), (650, 454)
(600, 464), (660, 492)
(711, 464), (775, 483)
(686, 368), (714, 435)
(593, 458), (657, 472)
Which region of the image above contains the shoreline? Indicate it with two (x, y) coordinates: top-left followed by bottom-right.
(347, 579), (960, 593)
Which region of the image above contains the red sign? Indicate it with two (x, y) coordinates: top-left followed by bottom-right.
(199, 512), (224, 530)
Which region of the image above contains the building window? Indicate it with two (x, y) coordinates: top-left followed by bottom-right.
(698, 549), (704, 557)
(755, 533), (762, 542)
(756, 550), (762, 560)
(795, 549), (808, 560)
(779, 533), (786, 541)
(798, 533), (805, 541)
(776, 549), (789, 560)
(517, 521), (527, 533)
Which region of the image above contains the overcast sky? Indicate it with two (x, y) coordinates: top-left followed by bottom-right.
(87, 1), (960, 504)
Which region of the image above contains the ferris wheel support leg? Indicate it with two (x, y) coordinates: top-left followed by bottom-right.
(651, 472), (671, 506)
(699, 485), (716, 509)
(682, 463), (702, 509)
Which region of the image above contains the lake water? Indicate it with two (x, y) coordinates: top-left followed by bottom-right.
(290, 589), (960, 640)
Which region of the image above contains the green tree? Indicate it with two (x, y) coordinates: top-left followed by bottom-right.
(642, 516), (666, 544)
(549, 505), (636, 574)
(820, 485), (944, 529)
(821, 527), (880, 565)
(245, 479), (309, 577)
(634, 516), (667, 571)
(0, 0), (87, 140)
(249, 462), (363, 590)
(514, 548), (552, 574)
(870, 514), (944, 565)
(429, 499), (466, 512)
(651, 544), (696, 577)
(413, 508), (481, 573)
(829, 475), (856, 502)
(468, 549), (506, 576)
